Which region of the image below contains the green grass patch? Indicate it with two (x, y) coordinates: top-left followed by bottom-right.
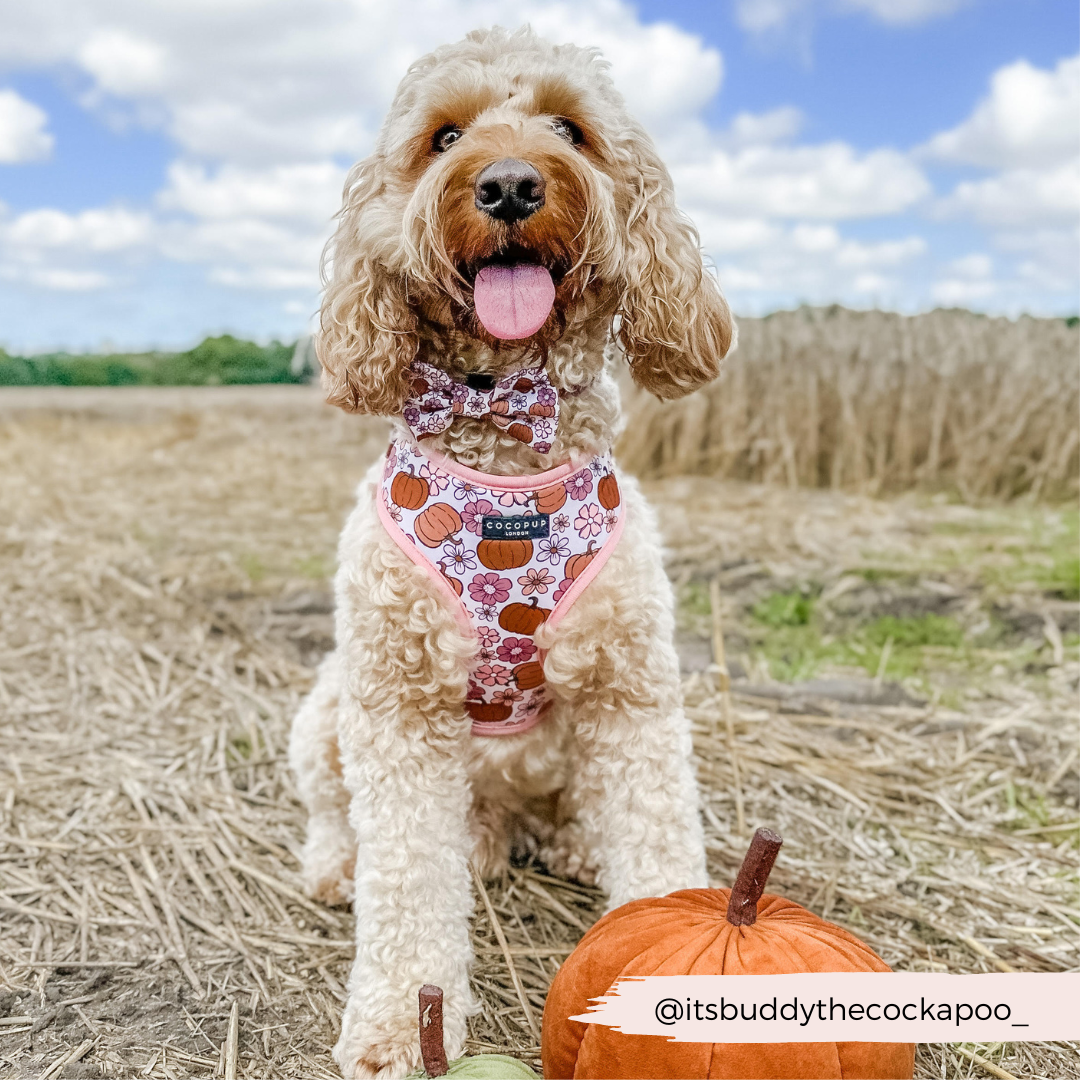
(753, 590), (814, 627)
(749, 590), (975, 684)
(239, 553), (267, 583)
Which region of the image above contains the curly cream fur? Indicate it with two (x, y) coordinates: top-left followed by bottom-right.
(290, 25), (732, 1078)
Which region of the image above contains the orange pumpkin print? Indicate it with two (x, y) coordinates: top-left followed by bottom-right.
(414, 502), (462, 547)
(565, 540), (599, 580)
(512, 661), (545, 690)
(597, 473), (620, 510)
(498, 598), (550, 635)
(465, 701), (513, 723)
(436, 561), (463, 596)
(507, 422), (533, 444)
(477, 538), (533, 570)
(390, 468), (429, 511)
(531, 484), (567, 514)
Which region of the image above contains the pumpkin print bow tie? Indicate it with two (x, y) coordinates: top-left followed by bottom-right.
(402, 361), (559, 454)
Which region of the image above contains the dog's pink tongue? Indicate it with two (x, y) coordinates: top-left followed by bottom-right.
(473, 264), (555, 340)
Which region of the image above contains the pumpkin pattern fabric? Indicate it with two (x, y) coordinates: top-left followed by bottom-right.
(377, 438), (625, 735)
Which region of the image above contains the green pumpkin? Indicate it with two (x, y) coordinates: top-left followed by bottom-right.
(406, 1053), (538, 1078)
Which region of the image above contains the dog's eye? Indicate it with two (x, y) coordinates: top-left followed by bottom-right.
(432, 125), (463, 153)
(551, 118), (584, 146)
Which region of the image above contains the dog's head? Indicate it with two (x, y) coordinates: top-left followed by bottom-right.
(320, 26), (734, 415)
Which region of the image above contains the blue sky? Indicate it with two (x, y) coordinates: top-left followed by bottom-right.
(0, 0), (1076, 352)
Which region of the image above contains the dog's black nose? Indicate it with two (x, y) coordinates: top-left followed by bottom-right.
(474, 159), (545, 223)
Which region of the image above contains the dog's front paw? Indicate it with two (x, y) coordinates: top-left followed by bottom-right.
(539, 820), (598, 886)
(301, 818), (356, 906)
(334, 979), (469, 1080)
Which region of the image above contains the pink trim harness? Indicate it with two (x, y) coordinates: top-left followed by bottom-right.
(376, 437), (625, 736)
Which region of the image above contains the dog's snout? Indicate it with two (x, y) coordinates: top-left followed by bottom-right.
(474, 159), (545, 223)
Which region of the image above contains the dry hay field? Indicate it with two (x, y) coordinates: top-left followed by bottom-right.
(1, 349), (1078, 1078)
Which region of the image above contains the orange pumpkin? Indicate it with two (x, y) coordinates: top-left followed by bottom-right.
(415, 503), (462, 547)
(465, 700), (513, 723)
(542, 829), (915, 1080)
(597, 474), (620, 510)
(507, 422), (533, 444)
(499, 598), (550, 635)
(512, 661), (545, 690)
(477, 538), (533, 571)
(531, 485), (567, 514)
(564, 540), (599, 581)
(391, 468), (430, 511)
(529, 402), (556, 418)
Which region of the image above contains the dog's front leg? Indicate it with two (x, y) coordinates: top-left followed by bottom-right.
(332, 528), (477, 1079)
(543, 485), (707, 908)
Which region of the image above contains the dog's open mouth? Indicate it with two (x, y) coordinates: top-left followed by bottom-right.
(466, 247), (561, 341)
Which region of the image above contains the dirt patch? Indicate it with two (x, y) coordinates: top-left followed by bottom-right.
(1, 388), (1077, 1080)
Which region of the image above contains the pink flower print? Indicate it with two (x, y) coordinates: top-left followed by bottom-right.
(497, 490), (530, 508)
(383, 492), (402, 522)
(451, 382), (469, 403)
(518, 567), (555, 596)
(537, 535), (570, 564)
(604, 509), (619, 533)
(442, 540), (476, 574)
(518, 693), (548, 719)
(537, 386), (557, 406)
(420, 462), (450, 493)
(477, 627), (500, 649)
(403, 405), (421, 427)
(552, 576), (574, 603)
(534, 441), (552, 454)
(565, 469), (593, 500)
(551, 513), (570, 532)
(469, 573), (512, 605)
(474, 604), (498, 622)
(492, 686), (523, 705)
(496, 636), (537, 664)
(532, 418), (553, 441)
(575, 504), (604, 538)
(475, 663), (511, 687)
(461, 498), (498, 534)
(478, 647), (496, 663)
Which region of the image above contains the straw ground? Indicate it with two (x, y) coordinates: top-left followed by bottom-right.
(0, 386), (1076, 1079)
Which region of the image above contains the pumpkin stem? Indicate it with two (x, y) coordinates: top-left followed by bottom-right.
(726, 827), (783, 926)
(418, 984), (449, 1077)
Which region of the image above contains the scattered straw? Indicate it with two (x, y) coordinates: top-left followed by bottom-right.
(0, 387), (1075, 1079)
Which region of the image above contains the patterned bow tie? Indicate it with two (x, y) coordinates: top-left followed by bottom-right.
(402, 361), (559, 453)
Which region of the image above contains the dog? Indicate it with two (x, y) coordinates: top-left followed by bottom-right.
(288, 25), (734, 1078)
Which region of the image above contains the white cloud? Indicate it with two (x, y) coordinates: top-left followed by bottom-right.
(923, 55), (1080, 169)
(3, 207), (152, 252)
(158, 161), (344, 225)
(938, 159), (1080, 228)
(0, 89), (53, 163)
(676, 142), (930, 219)
(78, 29), (167, 97)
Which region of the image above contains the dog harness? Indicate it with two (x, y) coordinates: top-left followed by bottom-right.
(376, 436), (625, 736)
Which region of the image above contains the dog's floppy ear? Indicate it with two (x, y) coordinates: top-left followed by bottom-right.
(616, 124), (734, 399)
(318, 156), (418, 415)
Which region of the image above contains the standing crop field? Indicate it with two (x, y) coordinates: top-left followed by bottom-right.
(619, 308), (1079, 501)
(0, 375), (1076, 1079)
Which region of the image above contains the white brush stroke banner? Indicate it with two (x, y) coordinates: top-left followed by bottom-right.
(570, 973), (1080, 1042)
